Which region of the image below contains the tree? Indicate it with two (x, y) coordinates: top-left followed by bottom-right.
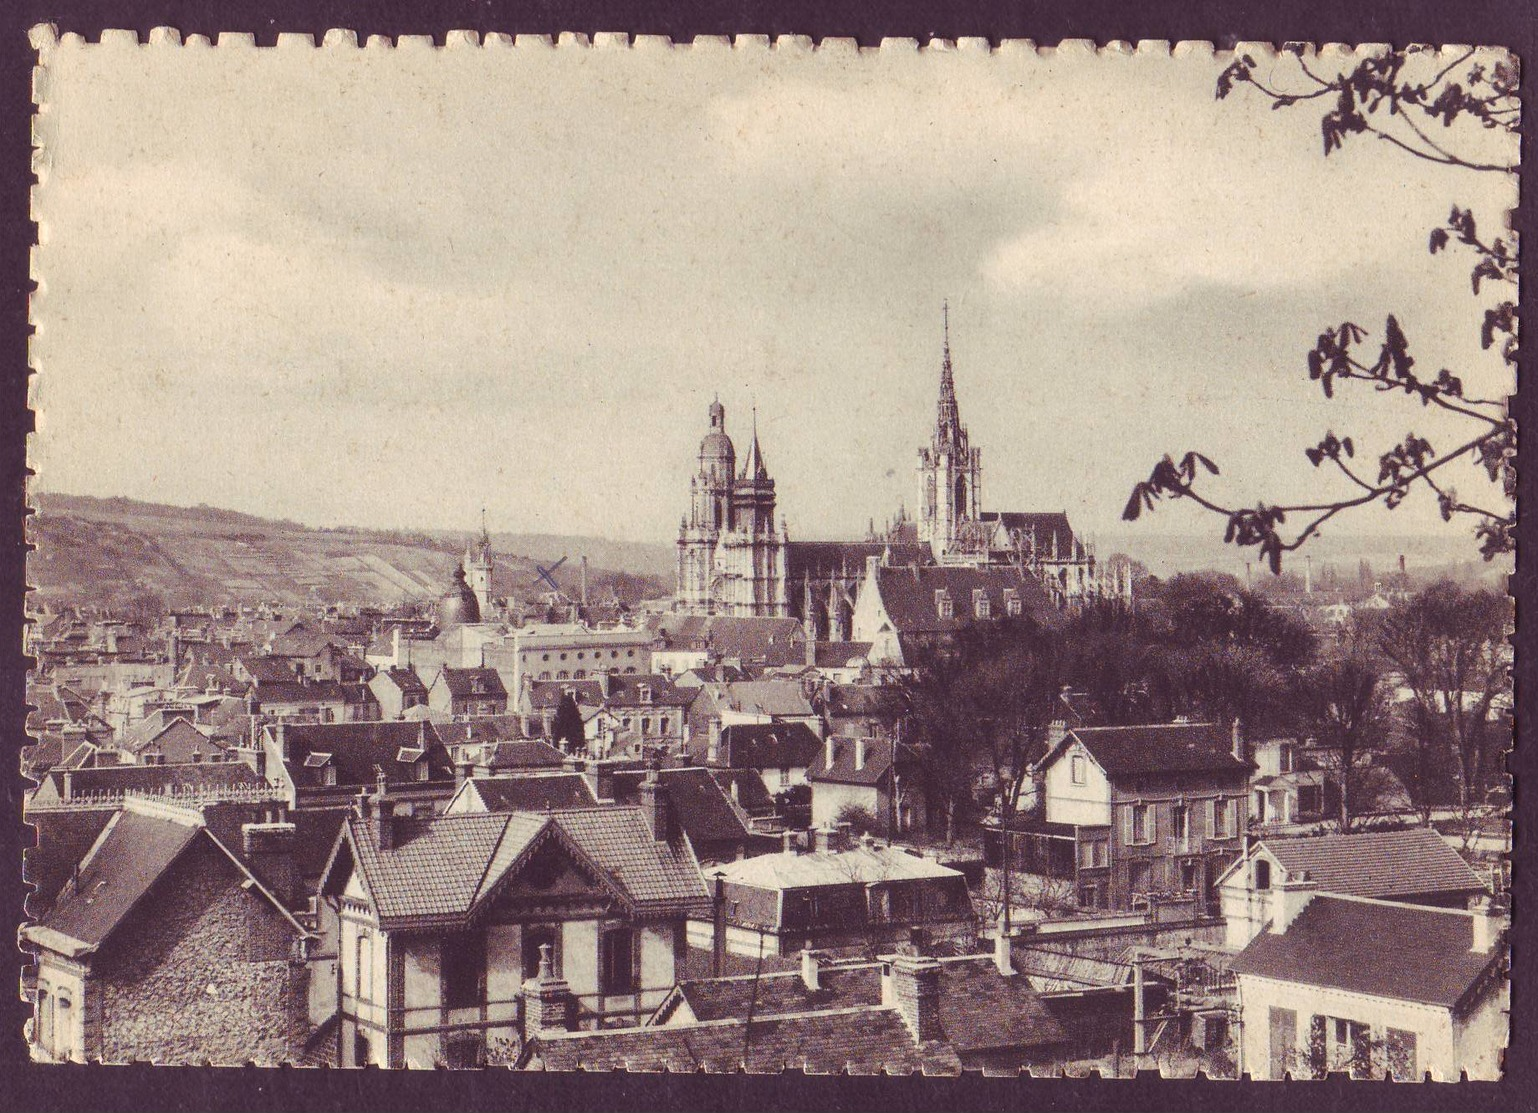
(898, 617), (1065, 843)
(1125, 48), (1517, 569)
(1378, 582), (1511, 831)
(1296, 635), (1389, 832)
(833, 802), (879, 836)
(550, 692), (586, 752)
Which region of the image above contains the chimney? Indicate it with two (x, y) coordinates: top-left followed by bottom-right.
(373, 769), (397, 851)
(1269, 871), (1317, 935)
(707, 718), (722, 765)
(1470, 896), (1502, 954)
(711, 874), (728, 977)
(782, 829), (801, 855)
(242, 822), (298, 907)
(1230, 718), (1245, 763)
(392, 626), (401, 664)
(521, 944), (574, 1038)
(884, 955), (943, 1043)
(639, 763), (673, 842)
(994, 922), (1015, 976)
(800, 948), (821, 991)
(454, 757), (473, 790)
(855, 738), (867, 771)
(61, 770), (73, 801)
(825, 735), (836, 770)
(275, 720), (289, 761)
(583, 758), (614, 802)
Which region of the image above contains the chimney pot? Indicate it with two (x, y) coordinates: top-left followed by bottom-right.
(1470, 895), (1502, 954)
(800, 948), (821, 991)
(825, 736), (836, 770)
(1269, 872), (1317, 935)
(856, 738), (867, 771)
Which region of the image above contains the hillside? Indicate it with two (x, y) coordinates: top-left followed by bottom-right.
(28, 493), (676, 610)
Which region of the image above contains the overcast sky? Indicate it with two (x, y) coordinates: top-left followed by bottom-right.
(30, 36), (1516, 547)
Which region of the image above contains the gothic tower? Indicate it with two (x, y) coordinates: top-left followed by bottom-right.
(917, 303), (983, 555)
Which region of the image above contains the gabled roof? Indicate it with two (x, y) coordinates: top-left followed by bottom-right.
(376, 667), (428, 697)
(872, 565), (1060, 635)
(336, 806), (709, 928)
(709, 768), (777, 815)
(821, 683), (909, 719)
(979, 511), (1077, 559)
(784, 540), (935, 582)
(466, 774), (599, 812)
(1233, 828), (1487, 901)
(1229, 895), (1504, 1010)
(433, 666), (509, 700)
(813, 641), (873, 668)
(1046, 723), (1252, 779)
(278, 721), (454, 790)
(479, 739), (567, 770)
(238, 656), (299, 685)
(435, 716), (536, 748)
(521, 1006), (960, 1074)
(717, 680), (815, 718)
(647, 614), (808, 666)
(807, 737), (918, 787)
(715, 722), (823, 771)
(610, 766), (752, 846)
(23, 804), (307, 959)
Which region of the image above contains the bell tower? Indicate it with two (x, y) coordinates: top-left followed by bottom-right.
(917, 302), (983, 554)
(465, 509), (495, 617)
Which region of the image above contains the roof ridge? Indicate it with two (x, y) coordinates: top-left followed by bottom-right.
(1310, 891), (1484, 917)
(534, 1003), (896, 1041)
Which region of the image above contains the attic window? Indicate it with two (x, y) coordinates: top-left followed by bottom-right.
(1003, 588), (1022, 617)
(973, 589), (990, 619)
(396, 746), (425, 764)
(934, 589), (953, 619)
(639, 684), (653, 705)
(304, 752), (333, 768)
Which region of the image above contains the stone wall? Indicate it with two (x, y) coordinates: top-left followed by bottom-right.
(95, 840), (308, 1065)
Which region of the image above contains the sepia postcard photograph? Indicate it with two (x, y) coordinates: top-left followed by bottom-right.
(19, 28), (1516, 1087)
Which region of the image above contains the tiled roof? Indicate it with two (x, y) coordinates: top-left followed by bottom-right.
(252, 680), (349, 705)
(807, 737), (919, 787)
(24, 807), (116, 916)
(712, 843), (963, 890)
(671, 964), (882, 1022)
(238, 656), (299, 685)
(33, 761), (265, 802)
(1258, 828), (1486, 901)
(716, 722), (823, 771)
(647, 615), (808, 667)
(979, 511), (1077, 559)
(436, 716), (535, 748)
(469, 774), (598, 812)
(280, 720), (455, 790)
(873, 565), (1060, 635)
(709, 769), (776, 815)
(1229, 895), (1504, 1010)
(523, 1006), (960, 1074)
(814, 641), (873, 668)
(610, 767), (751, 847)
(435, 667), (509, 700)
(931, 956), (1069, 1054)
(341, 806), (708, 928)
(784, 541), (934, 582)
(823, 684), (909, 719)
(28, 810), (202, 953)
(1059, 723), (1252, 778)
(523, 674), (691, 710)
(719, 681), (815, 718)
(480, 740), (567, 770)
(378, 667), (428, 697)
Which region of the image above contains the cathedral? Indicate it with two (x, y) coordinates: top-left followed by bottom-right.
(675, 310), (1131, 627)
(674, 400), (790, 617)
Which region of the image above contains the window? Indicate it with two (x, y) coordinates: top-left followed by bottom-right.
(560, 653), (568, 661)
(934, 590), (953, 619)
(1254, 858), (1271, 890)
(542, 654), (550, 662)
(1386, 1027), (1418, 1081)
(1171, 803), (1189, 843)
(1180, 859), (1201, 892)
(1213, 797), (1235, 839)
(639, 684), (653, 705)
(353, 1031), (371, 1068)
(1128, 803), (1153, 844)
(1129, 859), (1152, 894)
(1268, 1007), (1297, 1080)
(1070, 755), (1086, 785)
(1298, 784), (1323, 815)
(415, 762), (429, 782)
(1279, 744), (1295, 773)
(778, 766), (792, 788)
(640, 718), (651, 735)
(599, 929), (637, 996)
(442, 932), (486, 1010)
(973, 590), (990, 619)
(355, 933), (372, 1001)
(540, 671), (550, 680)
(1003, 587), (1022, 616)
(1078, 840), (1107, 869)
(557, 671), (569, 680)
(577, 652), (585, 661)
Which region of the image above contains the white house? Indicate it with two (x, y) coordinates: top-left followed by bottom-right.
(1229, 882), (1507, 1081)
(1216, 827), (1490, 950)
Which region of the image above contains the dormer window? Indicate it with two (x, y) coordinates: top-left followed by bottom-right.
(396, 746), (426, 764)
(639, 684), (653, 705)
(973, 589), (990, 619)
(323, 765), (338, 786)
(1003, 588), (1022, 617)
(935, 589), (953, 619)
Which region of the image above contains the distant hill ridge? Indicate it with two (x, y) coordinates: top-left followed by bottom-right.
(29, 492), (675, 610)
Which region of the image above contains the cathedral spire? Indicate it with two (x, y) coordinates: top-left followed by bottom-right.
(936, 300), (963, 447)
(741, 404), (770, 481)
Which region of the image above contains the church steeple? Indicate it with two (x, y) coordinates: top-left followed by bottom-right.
(935, 300), (966, 448)
(741, 405), (770, 482)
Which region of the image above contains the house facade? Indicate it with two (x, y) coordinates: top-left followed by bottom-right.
(806, 735), (926, 836)
(22, 800), (312, 1065)
(1020, 723), (1252, 911)
(316, 776), (709, 1068)
(1230, 885), (1507, 1081)
(427, 666), (509, 719)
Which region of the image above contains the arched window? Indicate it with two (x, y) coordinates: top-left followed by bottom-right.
(1254, 859), (1271, 891)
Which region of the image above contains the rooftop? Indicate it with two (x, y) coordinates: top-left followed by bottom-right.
(1054, 722), (1253, 778)
(711, 842), (963, 890)
(1249, 827), (1487, 901)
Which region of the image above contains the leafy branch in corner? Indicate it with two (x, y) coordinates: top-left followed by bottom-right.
(1128, 49), (1517, 570)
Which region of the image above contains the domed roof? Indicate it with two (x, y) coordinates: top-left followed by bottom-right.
(698, 399), (735, 471)
(438, 563), (481, 628)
